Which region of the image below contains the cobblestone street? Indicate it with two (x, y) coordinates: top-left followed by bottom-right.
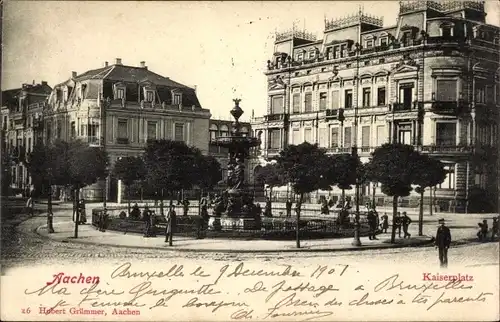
(0, 203), (497, 272)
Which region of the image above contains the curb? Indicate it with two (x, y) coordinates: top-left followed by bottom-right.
(35, 224), (434, 253)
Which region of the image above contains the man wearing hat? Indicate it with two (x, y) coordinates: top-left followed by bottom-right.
(435, 218), (451, 268)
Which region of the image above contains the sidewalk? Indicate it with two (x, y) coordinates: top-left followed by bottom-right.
(36, 219), (433, 253)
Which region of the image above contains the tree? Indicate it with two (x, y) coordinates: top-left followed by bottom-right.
(195, 154), (222, 192)
(67, 140), (108, 238)
(413, 154), (446, 236)
(255, 163), (285, 202)
(25, 140), (73, 233)
(113, 156), (146, 214)
(331, 154), (359, 208)
(277, 143), (331, 248)
(366, 143), (421, 243)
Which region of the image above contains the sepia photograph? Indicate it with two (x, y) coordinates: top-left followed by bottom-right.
(1, 1), (499, 321)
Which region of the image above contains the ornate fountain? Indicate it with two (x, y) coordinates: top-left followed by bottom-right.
(208, 99), (262, 230)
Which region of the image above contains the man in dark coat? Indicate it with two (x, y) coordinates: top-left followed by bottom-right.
(367, 211), (378, 240)
(435, 218), (451, 268)
(143, 206), (151, 237)
(285, 199), (293, 218)
(402, 212), (412, 238)
(491, 217), (499, 241)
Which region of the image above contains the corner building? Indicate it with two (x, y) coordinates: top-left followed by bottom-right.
(44, 59), (210, 201)
(251, 1), (499, 212)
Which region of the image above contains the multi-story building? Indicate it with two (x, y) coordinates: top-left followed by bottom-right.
(251, 1), (499, 212)
(1, 81), (52, 193)
(45, 58), (210, 200)
(209, 119), (252, 183)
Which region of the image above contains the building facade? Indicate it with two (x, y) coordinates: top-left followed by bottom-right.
(209, 119), (252, 184)
(251, 1), (499, 212)
(44, 58), (210, 200)
(1, 81), (52, 194)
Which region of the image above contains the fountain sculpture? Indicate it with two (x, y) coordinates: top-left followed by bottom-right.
(208, 99), (262, 230)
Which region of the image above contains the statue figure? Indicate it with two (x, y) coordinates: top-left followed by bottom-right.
(231, 157), (245, 190)
(212, 194), (225, 217)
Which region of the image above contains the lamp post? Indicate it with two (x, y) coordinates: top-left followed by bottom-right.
(352, 42), (362, 247)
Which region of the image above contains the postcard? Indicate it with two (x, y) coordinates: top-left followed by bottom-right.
(1, 1), (499, 321)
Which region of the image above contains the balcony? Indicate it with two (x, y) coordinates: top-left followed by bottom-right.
(325, 147), (352, 154)
(426, 35), (466, 45)
(265, 113), (289, 122)
(419, 145), (473, 155)
(116, 137), (129, 144)
(431, 99), (468, 115)
(325, 109), (345, 121)
(391, 102), (413, 112)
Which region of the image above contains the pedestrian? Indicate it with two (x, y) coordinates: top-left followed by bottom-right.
(264, 197), (272, 217)
(381, 213), (389, 233)
(165, 202), (176, 243)
(295, 200), (302, 217)
(143, 206), (151, 237)
(320, 198), (329, 215)
(367, 211), (378, 240)
(491, 217), (499, 241)
(435, 218), (451, 268)
(79, 199), (87, 224)
(255, 203), (262, 217)
(26, 196), (34, 216)
(477, 219), (488, 242)
(285, 199), (293, 217)
(130, 203), (141, 220)
(394, 212), (402, 238)
(402, 212), (412, 238)
(149, 210), (157, 237)
(200, 198), (209, 234)
(182, 198), (190, 216)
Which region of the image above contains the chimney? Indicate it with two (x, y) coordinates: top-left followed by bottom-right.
(104, 61), (109, 67)
(193, 85), (197, 94)
(140, 61), (147, 69)
(72, 71), (77, 78)
(115, 58), (122, 65)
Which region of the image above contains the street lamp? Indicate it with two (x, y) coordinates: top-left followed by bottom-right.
(352, 42), (362, 247)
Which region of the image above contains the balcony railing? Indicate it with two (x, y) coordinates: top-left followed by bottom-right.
(419, 145), (473, 154)
(265, 113), (288, 122)
(116, 137), (129, 144)
(392, 102), (413, 112)
(431, 99), (468, 115)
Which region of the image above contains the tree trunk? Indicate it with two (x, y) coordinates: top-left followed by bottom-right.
(429, 187), (433, 216)
(296, 193), (303, 248)
(140, 186), (143, 203)
(418, 189), (424, 236)
(72, 189), (77, 223)
(74, 188), (80, 238)
(47, 182), (54, 233)
(269, 187), (273, 211)
(127, 185), (131, 215)
(391, 195), (398, 243)
(341, 189), (345, 208)
(372, 183), (376, 210)
(168, 190), (173, 246)
(160, 189), (164, 216)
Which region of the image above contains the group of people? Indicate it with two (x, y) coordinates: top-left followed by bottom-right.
(477, 217), (499, 242)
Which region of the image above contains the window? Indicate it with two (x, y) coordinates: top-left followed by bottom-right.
(361, 126), (370, 147)
(399, 83), (413, 108)
(331, 90), (339, 109)
(70, 121), (76, 138)
(174, 123), (184, 142)
(304, 128), (312, 143)
(365, 40), (373, 48)
(379, 58), (385, 64)
(485, 86), (494, 104)
(436, 122), (456, 146)
(397, 123), (412, 144)
(380, 37), (388, 46)
(341, 44), (347, 58)
(346, 63), (351, 68)
(309, 51), (316, 59)
(344, 89), (353, 108)
(436, 79), (457, 101)
(304, 93), (312, 112)
(88, 123), (98, 138)
(147, 121), (157, 140)
(292, 129), (300, 144)
(268, 129), (280, 149)
(364, 61), (370, 66)
(115, 88), (125, 100)
(362, 88), (371, 107)
(344, 127), (352, 148)
(118, 119), (128, 139)
(220, 125), (229, 137)
(292, 94), (301, 113)
(402, 31), (411, 45)
(12, 168), (16, 184)
(319, 93), (327, 111)
(56, 120), (62, 139)
(377, 87), (386, 106)
(209, 124), (218, 141)
(27, 138), (31, 153)
(441, 25), (453, 37)
(146, 91), (154, 102)
(326, 47), (333, 60)
(173, 93), (182, 105)
(271, 96), (284, 114)
(333, 46), (340, 59)
(319, 128), (328, 147)
(297, 53), (303, 61)
(376, 125), (385, 146)
(80, 124), (85, 136)
(475, 83), (485, 103)
(438, 165), (455, 189)
(331, 128), (339, 148)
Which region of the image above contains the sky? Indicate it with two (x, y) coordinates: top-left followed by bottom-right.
(2, 1), (499, 121)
